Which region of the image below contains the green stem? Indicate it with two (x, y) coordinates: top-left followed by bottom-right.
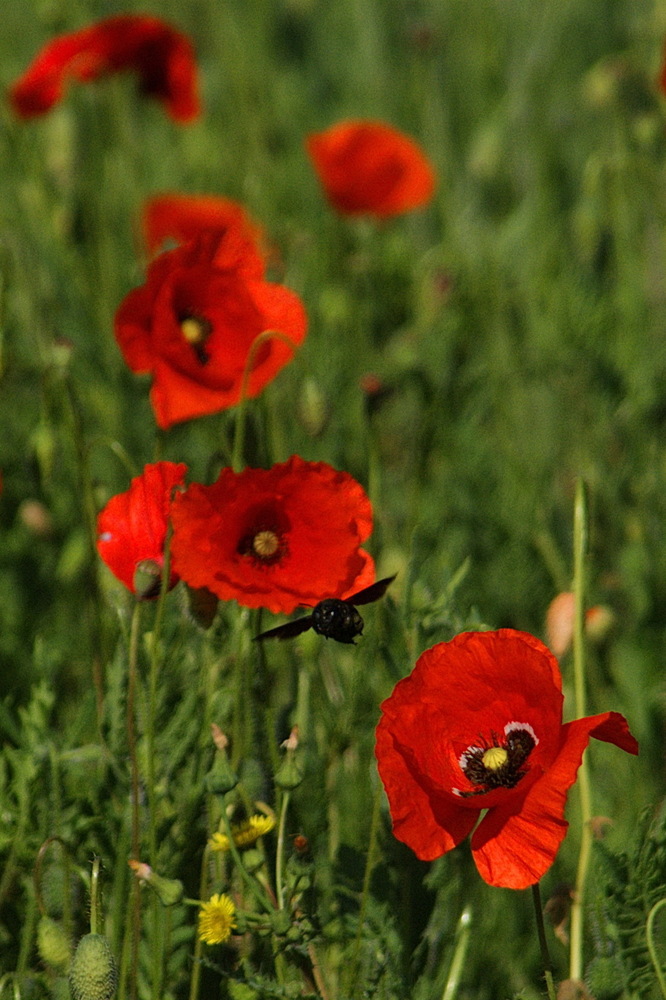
(220, 808), (274, 915)
(647, 897), (666, 999)
(145, 531), (174, 1000)
(187, 846), (212, 1000)
(90, 857), (101, 936)
(569, 479), (592, 983)
(63, 376), (107, 733)
(531, 884), (557, 1000)
(231, 329), (300, 472)
(127, 601), (143, 1000)
(441, 906), (472, 1000)
(276, 789), (291, 910)
(147, 523), (173, 865)
(348, 780), (383, 997)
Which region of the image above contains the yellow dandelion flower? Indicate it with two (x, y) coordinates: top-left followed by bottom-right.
(208, 831), (231, 852)
(197, 893), (236, 945)
(208, 814), (276, 853)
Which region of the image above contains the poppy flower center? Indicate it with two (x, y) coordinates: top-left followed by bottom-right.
(180, 314), (213, 365)
(252, 530), (280, 558)
(236, 507), (290, 568)
(455, 722), (538, 798)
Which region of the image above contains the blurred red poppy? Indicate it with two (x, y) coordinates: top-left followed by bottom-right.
(9, 15), (199, 123)
(170, 455), (375, 614)
(97, 461), (187, 599)
(306, 119), (436, 217)
(142, 193), (265, 258)
(114, 228), (307, 429)
(375, 629), (638, 889)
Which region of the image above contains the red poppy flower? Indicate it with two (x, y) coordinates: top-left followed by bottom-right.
(141, 193), (265, 258)
(114, 228), (307, 429)
(306, 119), (436, 217)
(375, 629), (638, 890)
(170, 455), (375, 614)
(97, 461), (187, 599)
(9, 15), (199, 123)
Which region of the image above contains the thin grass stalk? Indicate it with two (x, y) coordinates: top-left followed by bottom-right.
(569, 479), (592, 983)
(188, 844), (213, 1000)
(275, 788), (291, 911)
(441, 906), (472, 1000)
(64, 375), (107, 732)
(531, 883), (557, 1000)
(219, 807), (274, 916)
(147, 522), (174, 863)
(232, 329), (300, 473)
(147, 557), (173, 1000)
(127, 601), (143, 1000)
(646, 897), (666, 999)
(347, 779), (383, 998)
(89, 856), (101, 935)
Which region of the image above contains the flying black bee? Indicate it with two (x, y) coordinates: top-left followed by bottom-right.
(253, 575), (396, 645)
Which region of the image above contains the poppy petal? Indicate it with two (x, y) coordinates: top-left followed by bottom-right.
(114, 231), (307, 428)
(376, 715), (478, 860)
(170, 456), (374, 613)
(142, 193), (264, 258)
(306, 119), (436, 217)
(10, 15), (199, 123)
(375, 630), (639, 889)
(471, 712), (639, 889)
(97, 461), (187, 596)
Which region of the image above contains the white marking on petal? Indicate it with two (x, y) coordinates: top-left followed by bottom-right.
(504, 721), (539, 745)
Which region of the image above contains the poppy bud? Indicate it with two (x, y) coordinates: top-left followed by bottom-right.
(585, 955), (626, 1000)
(205, 733), (239, 794)
(274, 754), (303, 791)
(557, 980), (593, 1000)
(37, 916), (71, 970)
(128, 860), (184, 906)
(298, 378), (328, 437)
(270, 910), (291, 936)
(133, 559), (163, 600)
(240, 849), (264, 874)
(68, 934), (117, 1000)
(18, 499), (54, 537)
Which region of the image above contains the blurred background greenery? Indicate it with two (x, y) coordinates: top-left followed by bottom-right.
(1, 1), (665, 996)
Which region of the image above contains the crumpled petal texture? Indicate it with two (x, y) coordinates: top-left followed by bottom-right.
(9, 15), (200, 122)
(170, 455), (375, 614)
(114, 229), (307, 428)
(142, 193), (265, 258)
(97, 461), (187, 595)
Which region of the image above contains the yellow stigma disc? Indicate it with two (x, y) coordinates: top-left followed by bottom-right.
(181, 317), (207, 345)
(482, 746), (509, 771)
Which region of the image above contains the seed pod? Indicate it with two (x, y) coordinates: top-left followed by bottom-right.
(37, 916), (71, 970)
(585, 955), (626, 1000)
(69, 933), (117, 1000)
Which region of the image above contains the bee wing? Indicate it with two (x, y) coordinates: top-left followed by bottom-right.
(348, 574), (397, 607)
(253, 615), (314, 641)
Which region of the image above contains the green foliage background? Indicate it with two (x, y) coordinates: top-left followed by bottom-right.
(0, 0), (665, 997)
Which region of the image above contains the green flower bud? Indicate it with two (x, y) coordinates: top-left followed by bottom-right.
(128, 860), (184, 906)
(586, 955), (626, 1000)
(133, 559), (163, 600)
(69, 934), (117, 1000)
(274, 754), (303, 790)
(37, 916), (71, 970)
(240, 849), (264, 874)
(205, 752), (239, 795)
(270, 910), (291, 936)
